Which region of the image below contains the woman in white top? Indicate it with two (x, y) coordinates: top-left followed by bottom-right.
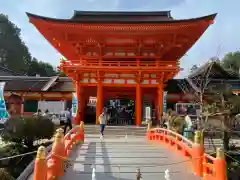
(99, 108), (108, 137)
(183, 108), (193, 139)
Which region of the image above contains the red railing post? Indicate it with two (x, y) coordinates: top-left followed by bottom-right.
(48, 131), (65, 179)
(146, 129), (150, 140)
(214, 148), (227, 180)
(56, 128), (66, 176)
(147, 119), (152, 132)
(56, 128), (65, 144)
(34, 146), (47, 180)
(192, 131), (204, 177)
(79, 121), (85, 143)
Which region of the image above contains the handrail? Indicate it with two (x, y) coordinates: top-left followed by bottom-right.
(33, 122), (85, 180)
(150, 128), (193, 145)
(60, 60), (179, 68)
(147, 128), (227, 180)
(16, 144), (53, 180)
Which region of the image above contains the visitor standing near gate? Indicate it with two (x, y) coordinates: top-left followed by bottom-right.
(99, 108), (108, 138)
(63, 108), (73, 134)
(183, 108), (193, 140)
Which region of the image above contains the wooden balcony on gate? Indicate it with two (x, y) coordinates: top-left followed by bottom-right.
(60, 59), (180, 70)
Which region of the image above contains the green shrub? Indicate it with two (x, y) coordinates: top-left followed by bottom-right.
(0, 116), (55, 178)
(0, 168), (15, 180)
(169, 115), (185, 133)
(0, 143), (30, 178)
(2, 116), (55, 149)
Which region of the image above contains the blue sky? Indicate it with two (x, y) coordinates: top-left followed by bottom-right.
(1, 0), (240, 78)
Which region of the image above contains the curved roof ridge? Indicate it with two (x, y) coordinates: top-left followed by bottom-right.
(72, 10), (172, 18)
(26, 12), (217, 24)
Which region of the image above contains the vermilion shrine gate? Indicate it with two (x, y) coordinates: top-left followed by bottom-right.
(27, 11), (216, 126)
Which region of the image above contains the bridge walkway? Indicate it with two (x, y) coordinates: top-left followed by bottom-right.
(60, 126), (201, 180)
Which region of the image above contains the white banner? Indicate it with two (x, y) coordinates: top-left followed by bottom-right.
(145, 106), (151, 119)
(72, 93), (77, 117)
(163, 91), (167, 113)
(0, 82), (9, 124)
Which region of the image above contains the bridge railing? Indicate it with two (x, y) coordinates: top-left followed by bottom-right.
(33, 122), (85, 180)
(147, 128), (227, 180)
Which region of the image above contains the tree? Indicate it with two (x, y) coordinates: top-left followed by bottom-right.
(221, 51), (240, 76)
(202, 82), (240, 151)
(2, 116), (55, 149)
(57, 70), (67, 77)
(0, 14), (60, 77)
(209, 56), (220, 62)
(0, 168), (14, 180)
(190, 64), (199, 73)
(0, 14), (32, 74)
(27, 57), (57, 76)
(0, 116), (55, 178)
(167, 112), (185, 134)
(179, 60), (240, 151)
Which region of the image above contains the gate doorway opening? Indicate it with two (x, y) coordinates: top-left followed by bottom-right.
(84, 98), (136, 125)
(106, 99), (135, 126)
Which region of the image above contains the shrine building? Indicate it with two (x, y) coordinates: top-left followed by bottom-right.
(26, 11), (216, 126)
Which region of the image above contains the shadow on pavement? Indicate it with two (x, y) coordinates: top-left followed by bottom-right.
(95, 141), (131, 180)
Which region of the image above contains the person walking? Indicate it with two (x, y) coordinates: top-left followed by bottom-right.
(64, 108), (73, 134)
(183, 108), (193, 140)
(99, 108), (108, 138)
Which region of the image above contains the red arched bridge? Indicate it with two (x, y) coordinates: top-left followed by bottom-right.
(18, 124), (227, 180)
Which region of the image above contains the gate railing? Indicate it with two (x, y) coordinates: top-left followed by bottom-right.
(147, 128), (227, 180)
(33, 122), (85, 180)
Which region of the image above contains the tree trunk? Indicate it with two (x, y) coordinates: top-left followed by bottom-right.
(222, 115), (230, 151)
(223, 130), (230, 151)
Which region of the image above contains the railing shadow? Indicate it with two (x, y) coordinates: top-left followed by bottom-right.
(83, 142), (97, 174)
(95, 141), (131, 180)
(60, 141), (131, 180)
(59, 142), (95, 180)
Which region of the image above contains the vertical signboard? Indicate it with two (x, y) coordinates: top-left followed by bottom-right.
(0, 82), (9, 124)
(145, 106), (151, 120)
(163, 91), (167, 113)
(88, 97), (97, 107)
(72, 93), (77, 118)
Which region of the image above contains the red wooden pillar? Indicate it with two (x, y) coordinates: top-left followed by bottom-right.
(96, 81), (103, 124)
(158, 83), (163, 120)
(135, 82), (142, 126)
(21, 96), (25, 115)
(154, 95), (159, 121)
(79, 93), (86, 123)
(75, 81), (82, 125)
